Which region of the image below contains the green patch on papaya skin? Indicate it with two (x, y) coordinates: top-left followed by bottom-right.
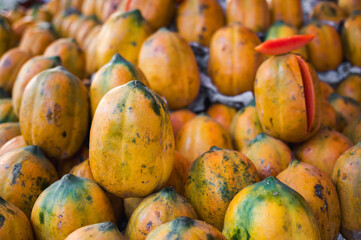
(166, 217), (196, 239)
(250, 132), (267, 144)
(98, 221), (116, 232)
(121, 9), (145, 27)
(127, 81), (163, 116)
(109, 53), (139, 78)
(39, 211), (44, 224)
(37, 174), (91, 224)
(158, 187), (178, 202)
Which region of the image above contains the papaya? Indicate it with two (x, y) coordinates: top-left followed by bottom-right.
(243, 133), (292, 179)
(31, 174), (116, 240)
(90, 53), (149, 116)
(310, 2), (345, 24)
(0, 15), (13, 58)
(44, 38), (85, 78)
(0, 146), (58, 218)
(184, 147), (259, 230)
(230, 99), (263, 151)
(176, 115), (233, 164)
(0, 48), (32, 94)
(146, 217), (226, 239)
(12, 55), (61, 116)
(301, 21), (343, 72)
(176, 0), (225, 47)
(89, 81), (174, 198)
(222, 177), (321, 239)
(138, 28), (200, 109)
(0, 197), (34, 240)
(96, 9), (152, 69)
(207, 103), (236, 132)
(268, 0), (303, 28)
(65, 222), (126, 240)
(125, 187), (198, 240)
(342, 11), (361, 67)
(208, 23), (265, 96)
(336, 74), (361, 104)
(332, 142), (361, 239)
(226, 0), (270, 33)
(20, 66), (89, 160)
(294, 127), (353, 178)
(119, 0), (175, 30)
(277, 160), (341, 240)
(19, 22), (56, 56)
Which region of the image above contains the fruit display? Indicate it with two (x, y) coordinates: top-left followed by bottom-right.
(0, 0), (360, 239)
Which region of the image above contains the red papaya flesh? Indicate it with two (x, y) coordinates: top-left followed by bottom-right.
(255, 34), (315, 55)
(296, 55), (315, 134)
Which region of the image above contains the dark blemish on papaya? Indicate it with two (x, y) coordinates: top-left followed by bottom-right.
(11, 163), (23, 185)
(6, 208), (14, 215)
(36, 177), (50, 191)
(28, 195), (33, 202)
(223, 155), (230, 161)
(314, 184), (323, 199)
(202, 26), (207, 32)
(62, 131), (67, 138)
(131, 41), (137, 46)
(86, 195), (93, 203)
(39, 211), (44, 224)
(206, 234), (215, 240)
(291, 95), (296, 100)
(136, 133), (140, 138)
(324, 199), (328, 213)
(132, 138), (136, 143)
(320, 206), (326, 213)
(146, 221), (153, 231)
(46, 109), (53, 121)
(198, 4), (209, 14)
(0, 214), (4, 228)
(270, 118), (273, 126)
(98, 221), (115, 232)
(297, 223), (302, 229)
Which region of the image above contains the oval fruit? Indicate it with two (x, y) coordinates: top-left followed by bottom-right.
(139, 28), (201, 109)
(184, 147), (259, 230)
(31, 174), (116, 240)
(90, 81), (174, 198)
(20, 66), (89, 160)
(222, 177), (321, 239)
(176, 115), (233, 164)
(0, 145), (58, 218)
(125, 187), (198, 240)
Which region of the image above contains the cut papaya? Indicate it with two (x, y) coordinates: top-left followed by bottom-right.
(255, 34), (315, 55)
(296, 55), (315, 134)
